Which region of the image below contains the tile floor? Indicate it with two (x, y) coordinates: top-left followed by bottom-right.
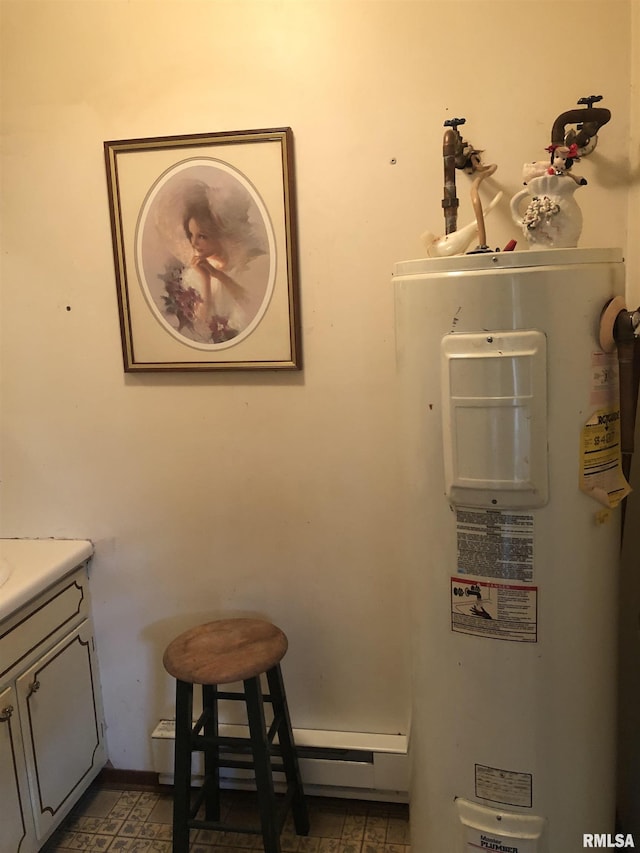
(43, 785), (411, 853)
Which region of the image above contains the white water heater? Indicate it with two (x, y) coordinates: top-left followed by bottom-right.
(393, 248), (626, 853)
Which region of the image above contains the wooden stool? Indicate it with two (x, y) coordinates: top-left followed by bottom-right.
(162, 618), (309, 853)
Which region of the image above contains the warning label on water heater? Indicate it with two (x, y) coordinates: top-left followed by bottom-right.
(580, 406), (631, 509)
(456, 510), (534, 584)
(451, 577), (538, 642)
(475, 764), (533, 808)
(580, 352), (631, 509)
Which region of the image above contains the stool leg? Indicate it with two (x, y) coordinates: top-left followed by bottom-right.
(244, 675), (280, 853)
(172, 679), (193, 853)
(267, 664), (310, 836)
(202, 684), (220, 822)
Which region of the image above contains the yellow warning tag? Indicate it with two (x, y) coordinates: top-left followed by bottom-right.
(580, 407), (631, 508)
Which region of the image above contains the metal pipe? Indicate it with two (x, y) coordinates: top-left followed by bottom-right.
(442, 127), (460, 235)
(614, 309), (640, 481)
(613, 307), (640, 539)
(551, 96), (611, 152)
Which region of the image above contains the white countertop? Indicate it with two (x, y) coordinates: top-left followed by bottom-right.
(0, 538), (94, 622)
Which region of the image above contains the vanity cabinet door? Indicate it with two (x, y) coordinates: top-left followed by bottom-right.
(0, 684), (36, 853)
(17, 620), (106, 842)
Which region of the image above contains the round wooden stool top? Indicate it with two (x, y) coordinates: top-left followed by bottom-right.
(163, 618), (288, 685)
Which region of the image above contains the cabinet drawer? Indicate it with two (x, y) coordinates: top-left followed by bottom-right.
(0, 568), (88, 682)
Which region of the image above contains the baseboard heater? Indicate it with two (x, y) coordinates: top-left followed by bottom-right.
(151, 721), (409, 803)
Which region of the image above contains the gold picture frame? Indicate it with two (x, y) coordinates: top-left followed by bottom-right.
(104, 127), (301, 371)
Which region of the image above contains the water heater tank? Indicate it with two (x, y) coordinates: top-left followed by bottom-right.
(393, 248), (625, 853)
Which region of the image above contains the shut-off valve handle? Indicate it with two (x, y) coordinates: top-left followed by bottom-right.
(578, 95), (604, 109)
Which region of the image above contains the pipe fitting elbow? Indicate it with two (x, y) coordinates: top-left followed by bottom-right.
(551, 107), (611, 149)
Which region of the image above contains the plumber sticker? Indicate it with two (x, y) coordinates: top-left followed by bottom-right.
(463, 827), (538, 853)
(580, 406), (631, 508)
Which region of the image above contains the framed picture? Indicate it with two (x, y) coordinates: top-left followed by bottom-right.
(104, 127), (301, 371)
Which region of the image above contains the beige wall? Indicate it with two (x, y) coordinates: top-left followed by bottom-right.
(0, 0), (635, 784)
(627, 0), (640, 299)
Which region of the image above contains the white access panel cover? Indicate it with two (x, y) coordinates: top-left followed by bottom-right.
(441, 330), (548, 508)
(456, 798), (546, 852)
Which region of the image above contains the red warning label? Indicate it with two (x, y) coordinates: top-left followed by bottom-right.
(451, 577), (537, 643)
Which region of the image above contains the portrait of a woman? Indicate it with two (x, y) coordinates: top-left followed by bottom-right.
(138, 163), (272, 348)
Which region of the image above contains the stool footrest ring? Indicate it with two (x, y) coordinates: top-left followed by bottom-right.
(187, 781), (295, 836)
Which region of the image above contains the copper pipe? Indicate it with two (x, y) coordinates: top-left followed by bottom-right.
(551, 106), (611, 149)
(442, 128), (459, 235)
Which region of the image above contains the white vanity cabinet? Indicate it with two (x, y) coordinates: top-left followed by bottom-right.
(1, 682), (33, 853)
(0, 547), (106, 853)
